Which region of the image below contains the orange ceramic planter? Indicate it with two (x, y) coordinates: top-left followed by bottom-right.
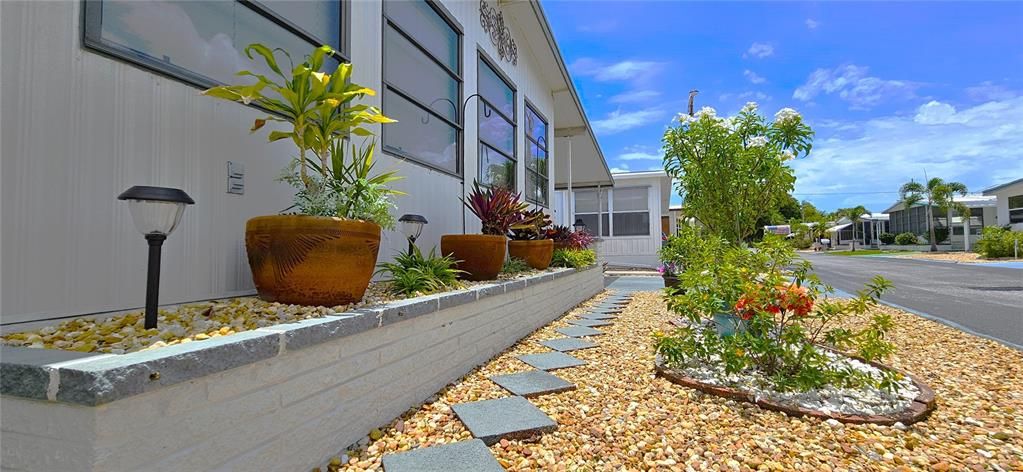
(245, 215), (381, 306)
(440, 234), (507, 281)
(508, 239), (554, 270)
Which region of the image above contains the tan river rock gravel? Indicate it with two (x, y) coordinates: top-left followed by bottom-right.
(331, 289), (1023, 472)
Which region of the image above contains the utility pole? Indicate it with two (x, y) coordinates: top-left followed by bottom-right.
(688, 90), (699, 116)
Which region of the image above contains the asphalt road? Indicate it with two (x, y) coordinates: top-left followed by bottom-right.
(803, 253), (1023, 349)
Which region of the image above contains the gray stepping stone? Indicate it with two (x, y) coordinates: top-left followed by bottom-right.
(381, 439), (503, 472)
(590, 307), (623, 314)
(556, 326), (605, 337)
(580, 313), (617, 321)
(490, 370), (576, 397)
(517, 351), (587, 370)
(568, 318), (612, 328)
(540, 337), (598, 352)
(451, 396), (557, 445)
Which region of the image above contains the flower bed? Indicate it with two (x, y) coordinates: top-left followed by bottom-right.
(1, 269), (549, 354)
(654, 348), (935, 425)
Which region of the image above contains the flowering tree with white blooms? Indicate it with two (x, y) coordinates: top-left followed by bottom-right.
(663, 103), (814, 244)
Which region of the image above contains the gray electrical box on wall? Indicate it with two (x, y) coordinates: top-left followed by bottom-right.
(227, 161), (244, 195)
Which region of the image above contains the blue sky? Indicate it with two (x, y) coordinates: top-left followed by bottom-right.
(544, 1), (1023, 212)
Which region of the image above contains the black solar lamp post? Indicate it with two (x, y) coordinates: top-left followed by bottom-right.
(118, 186), (195, 329)
(398, 214), (428, 255)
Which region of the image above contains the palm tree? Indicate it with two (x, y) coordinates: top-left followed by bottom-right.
(900, 177), (968, 252)
(839, 205), (868, 251)
(935, 181), (970, 250)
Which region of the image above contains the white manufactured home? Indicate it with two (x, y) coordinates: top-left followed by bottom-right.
(1, 0), (613, 326)
(554, 170), (672, 268)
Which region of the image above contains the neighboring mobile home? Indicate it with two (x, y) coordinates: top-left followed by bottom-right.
(884, 194), (997, 250)
(554, 170), (671, 268)
(0, 0), (612, 326)
(982, 177), (1023, 231)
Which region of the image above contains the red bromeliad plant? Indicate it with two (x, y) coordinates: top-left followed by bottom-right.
(462, 181), (528, 235)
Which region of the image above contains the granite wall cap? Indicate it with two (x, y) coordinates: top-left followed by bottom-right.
(55, 330), (280, 406)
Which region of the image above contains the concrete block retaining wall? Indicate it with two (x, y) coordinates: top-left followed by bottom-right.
(0, 266), (604, 472)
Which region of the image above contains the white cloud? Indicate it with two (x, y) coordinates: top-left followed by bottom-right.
(805, 19), (819, 30)
(793, 64), (915, 109)
(965, 81), (1016, 102)
(744, 42), (774, 59)
(739, 91), (770, 100)
(791, 94), (1023, 210)
(609, 90), (661, 104)
(609, 164), (631, 173)
(570, 58), (665, 83)
(618, 145), (663, 161)
(743, 69), (766, 84)
(591, 108), (666, 134)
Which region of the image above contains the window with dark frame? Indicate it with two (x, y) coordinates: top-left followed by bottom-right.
(525, 102), (549, 206)
(82, 0), (346, 90)
(574, 189), (609, 237)
(611, 187), (651, 236)
(1009, 195), (1023, 224)
(477, 54), (517, 190)
(381, 0), (463, 176)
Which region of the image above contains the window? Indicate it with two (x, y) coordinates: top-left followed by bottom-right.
(612, 187), (650, 236)
(478, 55), (516, 189)
(1009, 195), (1023, 224)
(382, 0), (462, 175)
(83, 1), (345, 89)
(525, 103), (549, 206)
(574, 190), (609, 237)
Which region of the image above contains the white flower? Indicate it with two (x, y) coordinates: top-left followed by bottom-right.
(741, 101), (759, 113)
(781, 149), (795, 161)
(676, 112), (694, 124)
(774, 107), (800, 123)
(694, 106), (718, 120)
(748, 136), (768, 147)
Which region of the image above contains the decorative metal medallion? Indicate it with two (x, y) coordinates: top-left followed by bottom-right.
(480, 0), (517, 65)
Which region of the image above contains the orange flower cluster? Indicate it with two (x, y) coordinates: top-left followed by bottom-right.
(734, 284), (814, 320)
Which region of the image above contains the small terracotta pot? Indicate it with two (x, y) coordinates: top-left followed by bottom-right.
(508, 239), (554, 270)
(662, 275), (682, 289)
(440, 234), (507, 281)
(245, 215), (380, 306)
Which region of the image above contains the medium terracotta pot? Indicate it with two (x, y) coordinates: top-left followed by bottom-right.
(440, 234), (507, 281)
(508, 239), (554, 270)
(662, 275), (682, 289)
(553, 240), (572, 250)
(245, 215), (381, 306)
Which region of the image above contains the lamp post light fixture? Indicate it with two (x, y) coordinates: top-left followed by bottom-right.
(398, 214), (428, 255)
(118, 186), (195, 329)
(573, 218), (587, 233)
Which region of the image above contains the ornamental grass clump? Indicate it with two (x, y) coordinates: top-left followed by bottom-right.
(656, 234), (901, 393)
(376, 246), (464, 297)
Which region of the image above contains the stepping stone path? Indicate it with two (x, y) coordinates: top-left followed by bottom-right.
(490, 370), (576, 397)
(381, 439), (503, 472)
(381, 292), (634, 469)
(517, 351), (587, 370)
(556, 326), (605, 338)
(451, 396), (557, 445)
(540, 337), (598, 352)
(567, 318), (612, 328)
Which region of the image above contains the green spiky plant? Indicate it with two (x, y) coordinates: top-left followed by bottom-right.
(203, 44), (402, 227)
(376, 246), (464, 297)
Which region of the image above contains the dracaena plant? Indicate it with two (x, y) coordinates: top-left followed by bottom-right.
(203, 44), (401, 227)
(509, 209), (552, 240)
(462, 181), (528, 236)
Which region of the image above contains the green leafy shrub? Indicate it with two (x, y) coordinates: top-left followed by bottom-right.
(894, 232), (919, 245)
(933, 227), (949, 244)
(976, 226), (1023, 258)
(501, 257), (531, 275)
(551, 249), (597, 268)
(790, 236), (813, 249)
(878, 232), (896, 244)
(376, 247), (464, 297)
(655, 235), (899, 393)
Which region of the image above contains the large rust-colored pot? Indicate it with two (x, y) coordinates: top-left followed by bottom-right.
(245, 215), (381, 306)
(508, 239), (554, 270)
(440, 234), (507, 281)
